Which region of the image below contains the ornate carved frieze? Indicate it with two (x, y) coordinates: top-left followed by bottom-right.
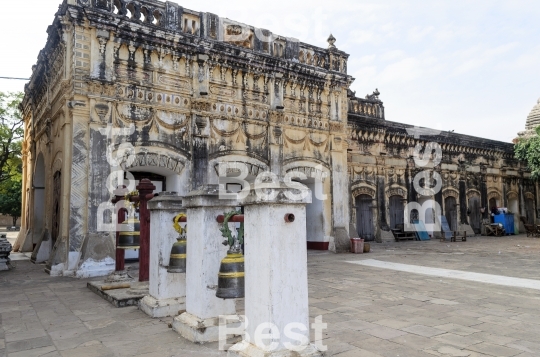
(210, 118), (267, 144)
(191, 99), (212, 113)
(488, 189), (501, 200)
(213, 161), (266, 177)
(386, 187), (406, 198)
(286, 166), (328, 183)
(119, 150), (185, 174)
(350, 166), (377, 185)
(157, 75), (191, 89)
(443, 188), (460, 200)
(352, 186), (376, 199)
(507, 191), (518, 200)
(283, 129), (329, 152)
(466, 189), (481, 199)
(210, 85), (236, 97)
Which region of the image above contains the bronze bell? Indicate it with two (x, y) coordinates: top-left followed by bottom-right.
(168, 237), (186, 273)
(216, 210), (245, 299)
(216, 250), (245, 299)
(168, 214), (187, 273)
(118, 218), (140, 248)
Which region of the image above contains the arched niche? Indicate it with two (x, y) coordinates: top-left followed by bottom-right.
(351, 184), (376, 241)
(32, 153), (46, 245)
(117, 146), (188, 195)
(488, 189), (501, 207)
(210, 154), (269, 191)
(284, 161), (332, 248)
(507, 191), (519, 232)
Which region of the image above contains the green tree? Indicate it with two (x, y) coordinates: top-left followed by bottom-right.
(515, 126), (540, 179)
(0, 180), (22, 225)
(0, 92), (24, 184)
(0, 91), (24, 226)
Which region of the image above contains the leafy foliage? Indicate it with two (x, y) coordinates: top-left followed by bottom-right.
(0, 180), (22, 225)
(0, 91), (23, 224)
(515, 126), (540, 179)
(0, 92), (24, 184)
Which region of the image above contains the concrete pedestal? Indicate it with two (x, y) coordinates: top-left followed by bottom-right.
(140, 192), (186, 318)
(228, 183), (323, 357)
(172, 185), (239, 343)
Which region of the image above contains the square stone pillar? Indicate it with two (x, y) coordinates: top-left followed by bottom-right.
(172, 185), (239, 343)
(140, 192), (186, 318)
(228, 182), (323, 357)
(330, 136), (350, 252)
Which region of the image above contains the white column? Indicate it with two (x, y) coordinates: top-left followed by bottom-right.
(228, 182), (323, 357)
(172, 185), (239, 343)
(330, 135), (350, 252)
(140, 192), (186, 318)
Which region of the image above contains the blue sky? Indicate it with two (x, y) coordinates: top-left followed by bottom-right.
(1, 0), (539, 142)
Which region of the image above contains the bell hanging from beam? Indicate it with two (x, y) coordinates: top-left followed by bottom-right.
(118, 218), (140, 249)
(216, 211), (245, 299)
(168, 213), (187, 273)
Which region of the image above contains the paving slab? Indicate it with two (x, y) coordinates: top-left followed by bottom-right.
(3, 235), (540, 356)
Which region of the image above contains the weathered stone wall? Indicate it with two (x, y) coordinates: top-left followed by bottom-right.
(20, 0), (355, 274)
(347, 112), (535, 242)
(16, 18), (74, 270)
(19, 0), (537, 277)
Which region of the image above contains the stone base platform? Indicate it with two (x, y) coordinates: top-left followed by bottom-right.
(172, 312), (242, 344)
(228, 341), (324, 357)
(87, 280), (148, 308)
(139, 295), (185, 318)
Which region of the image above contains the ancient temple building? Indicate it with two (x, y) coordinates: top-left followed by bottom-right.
(518, 98), (540, 138)
(16, 0), (538, 277)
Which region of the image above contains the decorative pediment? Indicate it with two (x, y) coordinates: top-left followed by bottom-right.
(507, 191), (518, 200)
(119, 149), (185, 175)
(488, 189), (501, 201)
(352, 185), (376, 199)
(386, 187), (406, 198)
(213, 160), (266, 177)
(443, 188), (459, 200)
(286, 166), (328, 183)
(467, 189), (481, 199)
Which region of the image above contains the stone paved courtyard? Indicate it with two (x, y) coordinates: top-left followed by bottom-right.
(3, 234), (540, 356)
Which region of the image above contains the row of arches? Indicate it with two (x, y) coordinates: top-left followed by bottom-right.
(352, 187), (536, 239)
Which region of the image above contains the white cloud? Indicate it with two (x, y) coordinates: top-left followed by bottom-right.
(348, 29), (377, 44)
(378, 55), (441, 84)
(352, 66), (378, 86)
(379, 58), (422, 83)
(381, 50), (406, 61)
(452, 42), (519, 75)
(353, 55), (377, 66)
(407, 26), (435, 42)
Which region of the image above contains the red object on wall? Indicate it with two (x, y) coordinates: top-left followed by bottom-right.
(216, 214), (244, 223)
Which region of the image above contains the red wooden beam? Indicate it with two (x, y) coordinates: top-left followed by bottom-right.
(216, 214), (245, 223)
(216, 213), (295, 223)
(136, 179), (156, 282)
